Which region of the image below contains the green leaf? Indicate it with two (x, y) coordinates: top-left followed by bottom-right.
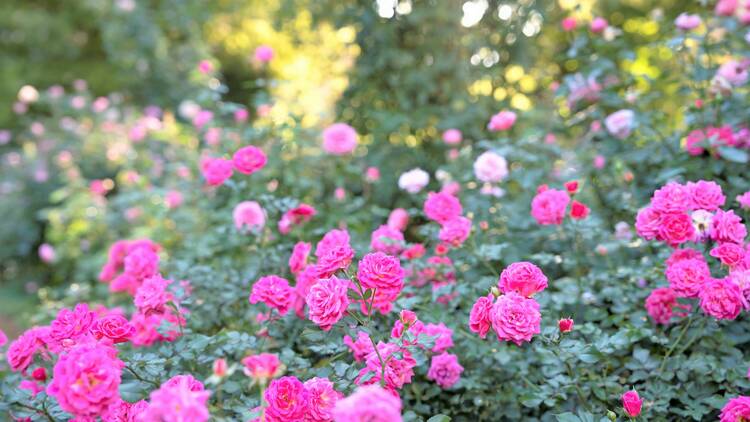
(427, 415), (451, 422)
(718, 147), (749, 163)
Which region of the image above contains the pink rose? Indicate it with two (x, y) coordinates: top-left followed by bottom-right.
(38, 243), (56, 263)
(200, 157), (233, 186)
(561, 17), (577, 31)
(489, 292), (541, 346)
(357, 252), (405, 314)
(721, 396), (750, 422)
(242, 353), (282, 380)
(666, 257), (711, 298)
(666, 248), (703, 266)
(249, 275), (294, 315)
(438, 216), (472, 247)
(590, 17), (608, 33)
(49, 303), (96, 346)
(304, 377), (343, 422)
(645, 287), (688, 325)
(134, 275), (173, 315)
(143, 375), (210, 422)
(278, 204), (317, 234)
(635, 206), (662, 240)
(91, 314), (135, 344)
(370, 224), (405, 255)
(322, 123), (358, 155)
(442, 129), (462, 145)
(234, 108), (249, 123)
(254, 45), (274, 63)
(422, 322), (454, 353)
(46, 342), (124, 418)
(165, 190), (183, 209)
(356, 342), (416, 390)
(531, 188), (570, 225)
(366, 166), (380, 182)
(604, 109), (635, 139)
(233, 201), (266, 231)
(498, 261), (548, 297)
(717, 60), (749, 86)
(289, 242), (312, 274)
(264, 376), (309, 421)
(737, 191), (750, 209)
(621, 390), (642, 417)
(306, 276), (350, 331)
(675, 13), (702, 30)
(658, 212), (695, 246)
(387, 208), (410, 232)
(700, 277), (747, 320)
(686, 180), (725, 211)
(473, 151), (509, 183)
(558, 318), (574, 332)
(316, 229), (351, 259)
(232, 146), (267, 175)
(423, 191), (463, 224)
(343, 331), (374, 362)
(332, 385), (402, 422)
(487, 110), (517, 131)
(469, 294), (494, 339)
(317, 244), (355, 277)
(711, 209), (747, 244)
(6, 326), (50, 372)
(427, 352), (464, 389)
(711, 242), (748, 267)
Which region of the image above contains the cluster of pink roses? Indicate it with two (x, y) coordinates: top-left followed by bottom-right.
(98, 238), (161, 294)
(530, 181), (590, 225)
(200, 144), (267, 186)
(423, 191), (472, 249)
(638, 181), (750, 322)
(683, 125), (750, 157)
(469, 262), (548, 345)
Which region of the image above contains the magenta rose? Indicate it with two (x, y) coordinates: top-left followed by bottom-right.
(423, 191), (463, 224)
(264, 376), (310, 421)
(489, 292), (541, 346)
(635, 206), (662, 240)
(200, 157), (233, 186)
(721, 396), (750, 422)
(91, 314), (135, 344)
(686, 180), (725, 211)
(531, 188), (570, 225)
(498, 261), (548, 297)
(357, 252), (405, 314)
(427, 352), (464, 389)
(699, 277), (747, 320)
(438, 216), (472, 247)
(232, 145), (267, 175)
(332, 385), (402, 422)
(711, 209), (747, 244)
(658, 212), (695, 246)
(665, 257), (711, 298)
(288, 241), (312, 274)
(469, 294), (494, 339)
(621, 390), (642, 417)
(306, 276), (350, 331)
(711, 242), (748, 268)
(249, 275), (294, 315)
(304, 377), (343, 422)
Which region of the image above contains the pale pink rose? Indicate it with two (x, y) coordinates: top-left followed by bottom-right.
(289, 242), (311, 274)
(700, 277), (747, 320)
(249, 275), (294, 315)
(424, 191), (462, 224)
(232, 146), (267, 175)
(165, 190), (183, 209)
(489, 292), (541, 346)
(438, 216), (472, 247)
(398, 168), (430, 193)
(590, 17), (608, 33)
(304, 377), (343, 422)
(737, 191), (750, 209)
(442, 129), (462, 145)
(387, 208), (410, 232)
(717, 60), (749, 86)
(192, 109), (213, 129)
(427, 352), (464, 389)
(469, 294), (494, 338)
(365, 166), (380, 182)
(200, 157), (233, 186)
(473, 151), (509, 183)
(334, 187), (346, 201)
(593, 154), (606, 169)
(604, 109), (635, 139)
(323, 123), (358, 155)
(675, 13), (702, 30)
(498, 261), (548, 297)
(241, 353), (281, 380)
(198, 60), (213, 74)
(666, 257), (711, 298)
(332, 385), (402, 422)
(716, 0), (738, 16)
(422, 322), (454, 353)
(711, 209), (747, 244)
(487, 110), (517, 131)
(254, 45), (274, 63)
(233, 201), (266, 231)
(265, 376), (309, 420)
(38, 243), (56, 263)
(306, 277), (350, 330)
(531, 188), (570, 225)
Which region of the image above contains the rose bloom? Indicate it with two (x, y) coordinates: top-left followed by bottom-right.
(621, 390), (642, 417)
(0, 329), (6, 347)
(370, 224), (405, 255)
(721, 396), (750, 422)
(666, 248), (703, 267)
(686, 180), (725, 211)
(249, 275), (294, 315)
(469, 294), (494, 339)
(398, 168), (430, 193)
(489, 292), (542, 346)
(658, 212), (695, 247)
(316, 229), (351, 259)
(590, 16), (607, 33)
(165, 190), (183, 209)
(675, 13), (702, 30)
(322, 123), (358, 155)
(6, 326), (50, 372)
(604, 109), (635, 139)
(442, 129), (462, 145)
(233, 201), (266, 232)
(306, 276), (350, 331)
(427, 352), (464, 389)
(651, 182), (692, 212)
(200, 157), (233, 186)
(531, 188), (570, 225)
(700, 277), (747, 320)
(317, 244), (355, 277)
(232, 145), (267, 175)
(242, 353), (282, 380)
(91, 314), (135, 344)
(365, 166), (380, 182)
(38, 243), (56, 263)
(635, 206), (662, 240)
(278, 203), (317, 234)
(570, 200), (590, 220)
(716, 60), (748, 86)
(487, 110), (517, 131)
(234, 108), (249, 123)
(716, 0), (738, 16)
(737, 191), (750, 209)
(134, 275), (173, 315)
(143, 375), (210, 422)
(402, 243), (426, 260)
(264, 376), (310, 421)
(46, 342), (124, 418)
(387, 208), (409, 232)
(254, 45), (274, 62)
(423, 191), (462, 224)
(439, 216), (472, 247)
(711, 209), (747, 244)
(50, 303), (96, 346)
(666, 257), (711, 298)
(332, 385), (402, 422)
(561, 16), (577, 31)
(499, 262), (548, 297)
(711, 243), (748, 268)
(356, 342), (416, 390)
(593, 154), (606, 169)
(473, 151), (509, 183)
(123, 247), (160, 282)
(288, 241), (312, 274)
(357, 252), (405, 314)
(343, 331), (374, 362)
(558, 318), (574, 332)
(645, 287), (688, 325)
(303, 377), (343, 422)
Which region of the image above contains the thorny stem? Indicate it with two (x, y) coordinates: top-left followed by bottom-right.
(13, 401), (53, 422)
(344, 269), (387, 388)
(659, 314), (694, 373)
(125, 364), (160, 387)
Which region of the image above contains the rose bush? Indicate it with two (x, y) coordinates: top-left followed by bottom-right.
(2, 2), (750, 422)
